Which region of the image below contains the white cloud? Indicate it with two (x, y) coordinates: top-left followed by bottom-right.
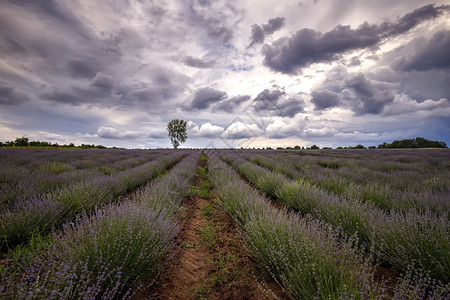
(97, 127), (140, 139)
(187, 121), (224, 138)
(383, 95), (450, 116)
(265, 119), (302, 138)
(334, 131), (380, 140)
(198, 122), (224, 137)
(221, 121), (264, 139)
(302, 127), (338, 138)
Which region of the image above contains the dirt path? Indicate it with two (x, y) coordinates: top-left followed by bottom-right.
(222, 157), (401, 297)
(150, 156), (287, 300)
(157, 195), (213, 299)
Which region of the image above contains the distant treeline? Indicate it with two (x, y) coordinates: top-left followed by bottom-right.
(1, 136), (447, 150)
(0, 137), (112, 149)
(377, 137), (447, 149)
(274, 137), (447, 150)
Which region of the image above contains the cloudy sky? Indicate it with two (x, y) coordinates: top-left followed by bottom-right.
(1, 0), (449, 148)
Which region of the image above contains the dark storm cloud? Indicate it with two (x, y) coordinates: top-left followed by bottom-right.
(254, 89), (285, 110)
(122, 68), (190, 111)
(208, 26), (233, 44)
(0, 85), (30, 105)
(311, 73), (396, 115)
(311, 90), (340, 110)
(263, 4), (448, 74)
(393, 30), (450, 72)
(0, 37), (26, 56)
(394, 70), (450, 102)
(372, 63), (450, 104)
(40, 90), (84, 105)
(348, 56), (361, 67)
(249, 25), (265, 47)
(124, 87), (173, 108)
(40, 72), (118, 106)
(6, 0), (98, 49)
(382, 4), (447, 36)
(182, 3), (234, 45)
(145, 4), (167, 25)
(262, 17), (285, 35)
(0, 0), (123, 92)
(262, 25), (380, 73)
(9, 0), (82, 30)
(249, 17), (286, 47)
(67, 59), (99, 79)
(40, 64), (190, 112)
(198, 0), (211, 7)
(374, 30), (450, 102)
(189, 87), (227, 110)
(343, 74), (395, 115)
(184, 56), (215, 68)
(90, 73), (115, 93)
(253, 89), (304, 118)
(276, 97), (305, 117)
(212, 95), (250, 113)
(147, 130), (167, 139)
(63, 43), (122, 79)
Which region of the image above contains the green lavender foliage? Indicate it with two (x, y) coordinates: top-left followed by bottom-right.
(208, 153), (383, 299)
(222, 151), (450, 283)
(0, 152), (200, 299)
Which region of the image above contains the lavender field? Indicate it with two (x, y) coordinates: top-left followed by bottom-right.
(0, 148), (449, 299)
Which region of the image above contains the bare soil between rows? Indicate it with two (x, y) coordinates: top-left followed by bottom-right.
(136, 158), (287, 299)
(222, 157), (401, 297)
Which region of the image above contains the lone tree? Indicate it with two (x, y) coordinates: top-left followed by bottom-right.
(167, 119), (187, 149)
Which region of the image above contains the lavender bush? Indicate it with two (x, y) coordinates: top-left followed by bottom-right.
(0, 151), (200, 299)
(0, 203), (179, 299)
(0, 151), (186, 251)
(208, 154), (384, 299)
(392, 266), (450, 299)
(0, 149), (167, 211)
(239, 150), (449, 216)
(244, 214), (381, 299)
(219, 150), (450, 282)
(135, 152), (199, 217)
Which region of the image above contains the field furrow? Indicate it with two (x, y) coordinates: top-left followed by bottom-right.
(239, 150), (449, 215)
(0, 151), (187, 252)
(155, 152), (284, 300)
(0, 152), (200, 299)
(218, 150), (449, 284)
(207, 152), (391, 299)
(0, 149), (170, 212)
(0, 148), (448, 299)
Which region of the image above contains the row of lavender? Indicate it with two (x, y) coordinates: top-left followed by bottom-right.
(0, 149), (169, 211)
(207, 152), (448, 299)
(239, 149), (449, 215)
(219, 151), (449, 283)
(0, 150), (188, 251)
(0, 152), (200, 298)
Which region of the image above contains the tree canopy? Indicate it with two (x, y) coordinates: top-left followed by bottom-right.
(378, 137), (447, 149)
(0, 137), (108, 149)
(167, 119), (187, 149)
